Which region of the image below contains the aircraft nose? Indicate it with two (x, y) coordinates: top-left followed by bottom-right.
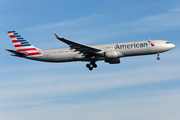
(171, 43), (175, 48)
(169, 43), (175, 49)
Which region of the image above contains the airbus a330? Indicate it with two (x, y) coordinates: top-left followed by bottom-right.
(6, 31), (175, 71)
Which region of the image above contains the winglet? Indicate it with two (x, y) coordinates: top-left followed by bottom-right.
(54, 33), (63, 39)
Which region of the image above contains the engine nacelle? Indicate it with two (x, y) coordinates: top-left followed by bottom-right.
(105, 58), (120, 64)
(104, 50), (118, 59)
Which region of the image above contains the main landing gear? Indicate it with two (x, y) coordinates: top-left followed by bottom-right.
(157, 53), (160, 60)
(86, 61), (97, 71)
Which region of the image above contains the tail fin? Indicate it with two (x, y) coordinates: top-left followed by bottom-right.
(7, 31), (42, 56)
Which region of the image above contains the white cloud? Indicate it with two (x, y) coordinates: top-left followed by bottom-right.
(13, 9), (180, 48)
(0, 50), (179, 101)
(112, 12), (180, 34)
(169, 8), (180, 12)
(22, 15), (101, 32)
(1, 90), (180, 120)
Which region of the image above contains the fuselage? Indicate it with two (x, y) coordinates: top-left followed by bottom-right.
(27, 40), (175, 62)
(7, 31), (175, 70)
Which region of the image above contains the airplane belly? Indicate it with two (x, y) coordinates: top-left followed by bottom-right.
(43, 52), (76, 62)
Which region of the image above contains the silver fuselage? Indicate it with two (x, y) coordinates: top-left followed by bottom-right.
(25, 40), (175, 62)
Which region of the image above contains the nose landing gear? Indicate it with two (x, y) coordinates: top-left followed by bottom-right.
(157, 53), (160, 60)
(86, 61), (97, 71)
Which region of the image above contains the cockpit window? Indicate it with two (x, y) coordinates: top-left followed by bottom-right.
(166, 42), (170, 44)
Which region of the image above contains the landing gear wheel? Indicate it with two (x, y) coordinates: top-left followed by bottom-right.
(86, 61), (97, 71)
(157, 57), (160, 60)
(89, 67), (93, 71)
(86, 64), (90, 68)
(93, 64), (97, 68)
(157, 53), (160, 60)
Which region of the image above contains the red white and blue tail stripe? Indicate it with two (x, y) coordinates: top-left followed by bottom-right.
(7, 31), (42, 57)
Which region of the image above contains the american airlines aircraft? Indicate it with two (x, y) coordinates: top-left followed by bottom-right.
(6, 31), (175, 71)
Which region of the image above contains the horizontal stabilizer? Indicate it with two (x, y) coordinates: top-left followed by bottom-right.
(6, 49), (27, 57)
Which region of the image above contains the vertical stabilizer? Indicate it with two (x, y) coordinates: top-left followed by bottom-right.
(7, 31), (41, 56)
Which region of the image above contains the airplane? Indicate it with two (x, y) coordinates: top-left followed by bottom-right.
(6, 31), (175, 71)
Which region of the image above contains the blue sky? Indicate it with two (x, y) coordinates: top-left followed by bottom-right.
(1, 0), (180, 120)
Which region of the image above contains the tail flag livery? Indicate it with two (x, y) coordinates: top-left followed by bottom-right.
(7, 31), (41, 56)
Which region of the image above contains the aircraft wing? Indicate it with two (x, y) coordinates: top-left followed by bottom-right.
(54, 33), (102, 56)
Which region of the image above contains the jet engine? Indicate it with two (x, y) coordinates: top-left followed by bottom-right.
(104, 50), (119, 59)
(105, 58), (120, 64)
(104, 50), (123, 64)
